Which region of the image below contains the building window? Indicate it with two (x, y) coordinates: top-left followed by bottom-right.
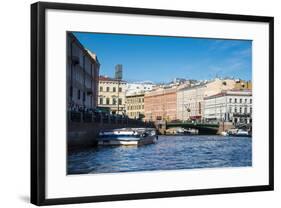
(234, 98), (237, 103)
(245, 98), (247, 103)
(106, 87), (109, 92)
(229, 107), (232, 113)
(113, 87), (116, 92)
(99, 98), (103, 105)
(118, 98), (122, 105)
(69, 86), (73, 98)
(229, 98), (232, 103)
(234, 107), (237, 113)
(119, 87), (122, 92)
(83, 92), (86, 101)
(78, 90), (80, 100)
(244, 107), (247, 114)
(106, 98), (110, 105)
(112, 98), (116, 105)
(240, 98), (242, 103)
(100, 86), (103, 92)
(240, 107), (242, 113)
(250, 107), (252, 113)
(250, 99), (252, 104)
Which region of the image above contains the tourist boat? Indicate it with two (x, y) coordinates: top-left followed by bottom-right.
(98, 128), (158, 146)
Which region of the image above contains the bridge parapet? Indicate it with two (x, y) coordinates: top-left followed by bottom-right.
(167, 122), (219, 135)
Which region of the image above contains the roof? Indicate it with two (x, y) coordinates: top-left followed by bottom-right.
(178, 81), (208, 91)
(126, 92), (145, 98)
(68, 32), (100, 66)
(144, 86), (177, 97)
(99, 75), (126, 83)
(204, 89), (252, 100)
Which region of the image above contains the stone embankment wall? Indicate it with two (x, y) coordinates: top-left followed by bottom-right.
(68, 111), (153, 148)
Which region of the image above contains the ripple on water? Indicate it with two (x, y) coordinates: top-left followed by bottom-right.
(67, 135), (252, 174)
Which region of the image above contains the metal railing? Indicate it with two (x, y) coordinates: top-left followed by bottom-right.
(68, 110), (153, 127)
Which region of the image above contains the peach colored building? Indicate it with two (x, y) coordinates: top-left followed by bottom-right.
(144, 87), (177, 122)
(177, 78), (237, 121)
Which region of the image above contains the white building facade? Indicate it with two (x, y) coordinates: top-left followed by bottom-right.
(203, 90), (252, 125)
(125, 82), (155, 96)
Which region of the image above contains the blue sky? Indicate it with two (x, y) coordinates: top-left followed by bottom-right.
(73, 32), (252, 83)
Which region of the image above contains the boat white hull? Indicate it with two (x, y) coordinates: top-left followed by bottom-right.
(98, 128), (158, 146)
(98, 140), (139, 146)
(98, 136), (157, 146)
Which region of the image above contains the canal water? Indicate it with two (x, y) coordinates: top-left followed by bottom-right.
(67, 135), (252, 174)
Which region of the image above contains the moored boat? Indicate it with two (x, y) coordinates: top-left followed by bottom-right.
(165, 127), (198, 135)
(98, 128), (158, 146)
(227, 129), (251, 137)
(220, 131), (229, 136)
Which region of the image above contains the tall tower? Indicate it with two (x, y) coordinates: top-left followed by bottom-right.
(115, 64), (123, 80)
(115, 64), (123, 114)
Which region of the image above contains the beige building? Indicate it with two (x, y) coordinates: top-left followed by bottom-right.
(67, 32), (100, 111)
(234, 79), (252, 90)
(98, 76), (126, 115)
(126, 93), (145, 119)
(177, 79), (237, 121)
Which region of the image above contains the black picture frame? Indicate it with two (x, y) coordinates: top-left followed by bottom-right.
(31, 1), (274, 206)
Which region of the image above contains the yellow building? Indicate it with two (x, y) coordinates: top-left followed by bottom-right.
(98, 76), (126, 115)
(234, 80), (252, 90)
(126, 93), (145, 119)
